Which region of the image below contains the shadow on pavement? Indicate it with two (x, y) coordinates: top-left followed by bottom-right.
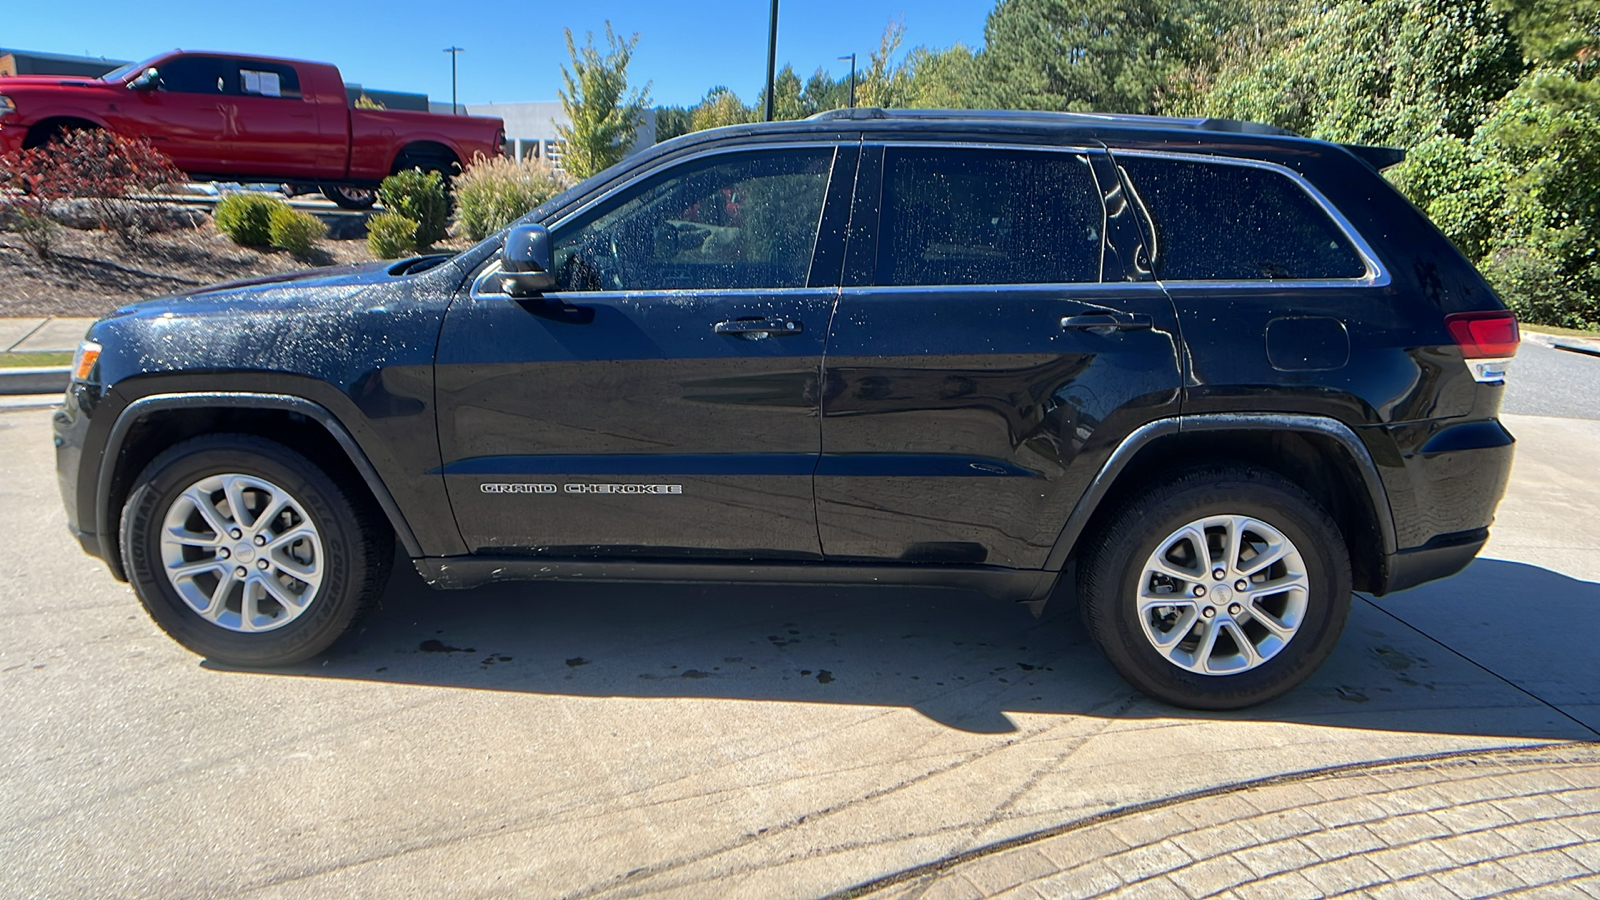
(222, 556), (1600, 739)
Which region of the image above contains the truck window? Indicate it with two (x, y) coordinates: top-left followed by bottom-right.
(1117, 156), (1368, 281)
(238, 63), (302, 99)
(876, 147), (1103, 286)
(158, 57), (235, 95)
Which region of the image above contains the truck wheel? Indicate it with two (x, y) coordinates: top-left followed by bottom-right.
(120, 434), (393, 667)
(321, 184), (376, 209)
(1077, 464), (1351, 710)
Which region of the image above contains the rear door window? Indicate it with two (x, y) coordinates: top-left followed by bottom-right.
(1117, 156), (1368, 281)
(236, 62), (302, 99)
(876, 147), (1104, 286)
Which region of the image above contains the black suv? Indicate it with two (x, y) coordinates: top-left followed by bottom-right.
(53, 110), (1520, 709)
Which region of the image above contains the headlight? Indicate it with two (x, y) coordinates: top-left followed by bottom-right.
(71, 341), (101, 382)
(0, 95), (14, 118)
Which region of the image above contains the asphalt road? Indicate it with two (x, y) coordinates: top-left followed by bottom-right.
(1502, 338), (1600, 420)
(1, 354), (1597, 897)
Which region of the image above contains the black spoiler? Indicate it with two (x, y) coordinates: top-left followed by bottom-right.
(1342, 144), (1407, 170)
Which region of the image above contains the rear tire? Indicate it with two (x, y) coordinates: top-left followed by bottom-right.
(1078, 464), (1351, 710)
(120, 434), (393, 667)
(320, 184), (377, 209)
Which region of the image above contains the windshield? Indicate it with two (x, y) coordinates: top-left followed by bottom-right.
(101, 56), (160, 82)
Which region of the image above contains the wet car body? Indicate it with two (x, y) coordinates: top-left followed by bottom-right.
(53, 111), (1516, 700)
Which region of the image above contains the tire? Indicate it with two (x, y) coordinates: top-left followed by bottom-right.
(321, 184), (377, 209)
(1078, 463), (1351, 710)
(120, 434), (393, 667)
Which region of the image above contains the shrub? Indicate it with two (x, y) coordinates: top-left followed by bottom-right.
(268, 205), (327, 257)
(377, 169), (449, 248)
(1481, 244), (1600, 331)
(453, 154), (571, 241)
(367, 212), (420, 259)
(2, 208), (61, 259)
(0, 129), (183, 253)
(215, 193), (283, 247)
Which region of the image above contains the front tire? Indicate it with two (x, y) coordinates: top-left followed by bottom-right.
(1078, 464), (1351, 710)
(120, 434), (392, 667)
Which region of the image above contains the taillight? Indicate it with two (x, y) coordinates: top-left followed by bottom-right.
(1445, 310), (1518, 383)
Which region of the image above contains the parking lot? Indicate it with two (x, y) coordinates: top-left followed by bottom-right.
(1, 341), (1597, 898)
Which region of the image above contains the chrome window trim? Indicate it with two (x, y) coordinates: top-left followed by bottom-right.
(470, 259), (840, 300)
(834, 281), (1160, 298)
(1110, 147), (1390, 289)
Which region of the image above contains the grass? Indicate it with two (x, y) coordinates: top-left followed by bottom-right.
(0, 351), (73, 368)
(1522, 323), (1600, 339)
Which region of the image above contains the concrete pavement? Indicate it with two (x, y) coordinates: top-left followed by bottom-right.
(0, 317), (95, 354)
(1, 405), (1597, 898)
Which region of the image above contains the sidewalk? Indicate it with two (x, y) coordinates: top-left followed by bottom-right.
(853, 743), (1600, 899)
(0, 316), (96, 354)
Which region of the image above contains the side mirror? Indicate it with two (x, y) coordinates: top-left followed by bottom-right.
(501, 224), (555, 296)
(128, 68), (161, 91)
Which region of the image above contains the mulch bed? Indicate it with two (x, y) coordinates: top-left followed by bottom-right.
(0, 220), (381, 318)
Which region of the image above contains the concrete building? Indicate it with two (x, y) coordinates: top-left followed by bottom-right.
(0, 48), (129, 78)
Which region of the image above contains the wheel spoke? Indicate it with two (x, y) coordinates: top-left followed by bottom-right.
(170, 558), (227, 581)
(1249, 572), (1307, 597)
(259, 573), (307, 612)
(1194, 618), (1224, 672)
(184, 488), (232, 538)
(202, 569), (236, 620)
(272, 554), (322, 588)
(166, 526), (221, 548)
(1223, 620), (1261, 667)
(222, 477), (251, 531)
(1150, 607), (1199, 649)
(267, 525), (317, 553)
(1246, 602), (1296, 639)
(1239, 538), (1290, 579)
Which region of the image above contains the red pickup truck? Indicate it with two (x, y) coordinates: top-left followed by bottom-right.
(0, 51), (504, 207)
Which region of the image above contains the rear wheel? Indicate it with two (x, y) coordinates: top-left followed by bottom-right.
(320, 184), (377, 209)
(1078, 464), (1351, 709)
(120, 434), (392, 667)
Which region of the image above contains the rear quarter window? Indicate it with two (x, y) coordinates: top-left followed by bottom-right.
(1118, 157), (1368, 281)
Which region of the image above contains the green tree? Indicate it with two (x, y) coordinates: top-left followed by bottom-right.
(1203, 0), (1523, 146)
(689, 87), (755, 131)
(654, 106), (694, 142)
(858, 21), (918, 108)
(755, 65), (809, 120)
(557, 23), (651, 179)
(976, 0), (1196, 113)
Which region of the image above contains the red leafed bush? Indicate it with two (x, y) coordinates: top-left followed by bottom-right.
(0, 129), (185, 253)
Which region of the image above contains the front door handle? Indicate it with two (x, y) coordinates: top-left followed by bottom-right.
(1060, 312), (1154, 334)
(713, 318), (804, 339)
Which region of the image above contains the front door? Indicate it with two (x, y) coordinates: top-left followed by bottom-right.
(436, 144), (855, 559)
(816, 144), (1184, 569)
(115, 55), (234, 172)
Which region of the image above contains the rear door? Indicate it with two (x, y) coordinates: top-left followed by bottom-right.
(816, 143), (1183, 569)
(222, 60), (323, 179)
(435, 142), (856, 559)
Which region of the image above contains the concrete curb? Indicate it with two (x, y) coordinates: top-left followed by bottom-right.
(0, 366), (70, 395)
(1552, 340), (1600, 359)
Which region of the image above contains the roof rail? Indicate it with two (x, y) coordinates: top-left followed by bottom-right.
(806, 107), (1300, 137)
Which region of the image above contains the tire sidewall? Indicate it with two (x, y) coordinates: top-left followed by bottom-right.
(121, 438), (366, 667)
(1088, 472), (1352, 709)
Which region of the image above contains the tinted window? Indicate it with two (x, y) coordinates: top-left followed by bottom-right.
(553, 148), (833, 292)
(236, 62), (302, 99)
(1118, 157), (1367, 281)
(158, 57), (234, 95)
(877, 148), (1103, 286)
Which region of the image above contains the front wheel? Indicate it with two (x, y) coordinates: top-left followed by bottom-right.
(1078, 464), (1351, 710)
(120, 434), (392, 667)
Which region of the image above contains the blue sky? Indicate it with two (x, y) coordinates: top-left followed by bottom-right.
(6, 0), (994, 107)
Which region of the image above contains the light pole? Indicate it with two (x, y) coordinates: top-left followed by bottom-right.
(764, 0), (779, 122)
(838, 53), (856, 109)
(443, 46), (463, 115)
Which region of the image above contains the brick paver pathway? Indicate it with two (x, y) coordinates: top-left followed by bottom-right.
(846, 743), (1600, 899)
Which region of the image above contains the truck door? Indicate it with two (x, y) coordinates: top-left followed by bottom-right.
(118, 55), (233, 173)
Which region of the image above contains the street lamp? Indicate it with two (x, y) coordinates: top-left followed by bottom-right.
(838, 53), (856, 109)
(443, 46), (464, 115)
(764, 0), (779, 122)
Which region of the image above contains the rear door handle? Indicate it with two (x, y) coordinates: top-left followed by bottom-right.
(1060, 312), (1154, 333)
(713, 318), (804, 339)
